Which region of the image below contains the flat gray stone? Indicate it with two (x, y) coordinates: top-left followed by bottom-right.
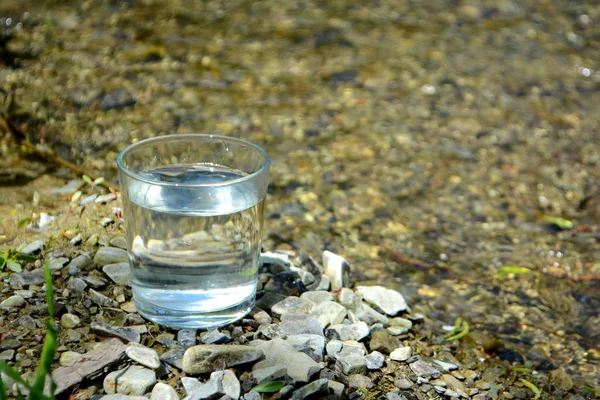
(285, 334), (325, 362)
(0, 349), (15, 361)
(410, 360), (441, 378)
(345, 374), (374, 390)
(68, 254), (93, 271)
(355, 286), (407, 316)
(178, 329), (197, 348)
(243, 392), (261, 400)
(338, 288), (361, 311)
(103, 263), (132, 286)
(252, 338), (322, 383)
(91, 322), (141, 343)
(126, 345), (161, 369)
(322, 250), (351, 290)
(326, 340), (366, 360)
(328, 381), (345, 397)
(89, 289), (119, 308)
(69, 278), (87, 293)
(390, 347), (413, 362)
(160, 347), (185, 370)
(280, 314), (323, 336)
(252, 310), (272, 325)
(182, 377), (203, 396)
(94, 247), (128, 267)
(300, 290), (334, 304)
(211, 369), (240, 399)
(53, 339), (128, 395)
(103, 366), (156, 395)
(255, 323), (286, 340)
(21, 240), (44, 254)
(310, 301), (347, 328)
(326, 319), (370, 341)
(395, 378), (412, 389)
(365, 351), (385, 370)
(335, 354), (367, 375)
(182, 345), (263, 375)
(96, 193), (117, 203)
(11, 269), (45, 286)
(201, 329), (231, 344)
(433, 359), (459, 371)
(183, 376), (221, 399)
(250, 365), (287, 384)
(271, 296), (314, 317)
(0, 295), (26, 308)
(150, 382), (179, 400)
(48, 257), (69, 271)
(355, 303), (390, 325)
(290, 378), (328, 400)
(109, 236), (128, 249)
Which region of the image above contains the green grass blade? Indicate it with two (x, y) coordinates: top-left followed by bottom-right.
(31, 261), (57, 394)
(250, 380), (285, 393)
(0, 362), (33, 391)
(0, 371), (7, 400)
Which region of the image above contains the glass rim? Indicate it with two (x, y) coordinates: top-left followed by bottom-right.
(117, 134), (270, 188)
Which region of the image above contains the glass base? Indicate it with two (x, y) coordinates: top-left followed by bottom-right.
(134, 295), (254, 329)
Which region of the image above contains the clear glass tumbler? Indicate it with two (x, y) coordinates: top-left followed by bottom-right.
(117, 134), (270, 328)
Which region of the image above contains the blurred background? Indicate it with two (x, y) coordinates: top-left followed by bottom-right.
(1, 0), (599, 395)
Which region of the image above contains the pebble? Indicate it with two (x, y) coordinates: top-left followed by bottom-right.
(211, 369), (241, 399)
(182, 345), (263, 375)
(326, 340), (366, 360)
(390, 347), (413, 362)
(355, 303), (390, 325)
(260, 251), (291, 268)
(0, 295), (26, 308)
(243, 392), (261, 400)
(69, 277), (87, 292)
(395, 378), (413, 390)
(252, 338), (322, 383)
(253, 310), (272, 325)
(326, 318), (369, 341)
(20, 240), (44, 254)
(335, 354), (367, 375)
(310, 301), (347, 327)
(369, 329), (400, 354)
(255, 323), (286, 340)
(285, 334), (325, 362)
(160, 347), (185, 370)
(70, 234), (83, 245)
(126, 345), (161, 369)
(92, 395), (147, 400)
(13, 290), (35, 299)
(271, 296), (314, 317)
(181, 377), (203, 395)
(365, 351), (385, 369)
(263, 271), (306, 296)
(387, 393), (405, 400)
(345, 374), (374, 389)
(300, 290), (334, 304)
(80, 194), (98, 205)
(91, 322), (141, 343)
(94, 247), (129, 266)
(89, 288), (119, 308)
(48, 257), (69, 271)
(0, 339), (21, 350)
(290, 378), (328, 400)
(410, 360), (441, 378)
(59, 351), (83, 365)
(309, 274), (331, 291)
(434, 359), (459, 371)
(355, 286), (407, 316)
(201, 329), (232, 344)
(250, 365), (287, 383)
(150, 382), (179, 400)
(0, 350), (15, 361)
(109, 236), (128, 249)
(103, 366), (156, 395)
(101, 217), (114, 227)
(83, 275), (107, 288)
(68, 254), (93, 271)
(103, 263), (132, 286)
(280, 314), (324, 336)
(60, 313), (81, 328)
(177, 329), (197, 348)
(95, 193), (117, 203)
(328, 381), (345, 397)
(322, 250), (351, 290)
(183, 376), (220, 399)
(11, 269), (45, 286)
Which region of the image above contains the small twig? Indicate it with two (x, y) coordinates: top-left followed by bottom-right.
(0, 114), (118, 191)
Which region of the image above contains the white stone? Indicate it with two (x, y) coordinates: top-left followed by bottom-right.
(103, 366), (156, 395)
(150, 382), (179, 400)
(252, 338), (322, 383)
(355, 286), (407, 316)
(210, 369), (240, 399)
(310, 301), (347, 328)
(126, 345), (161, 369)
(322, 250), (351, 290)
(390, 346), (413, 362)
